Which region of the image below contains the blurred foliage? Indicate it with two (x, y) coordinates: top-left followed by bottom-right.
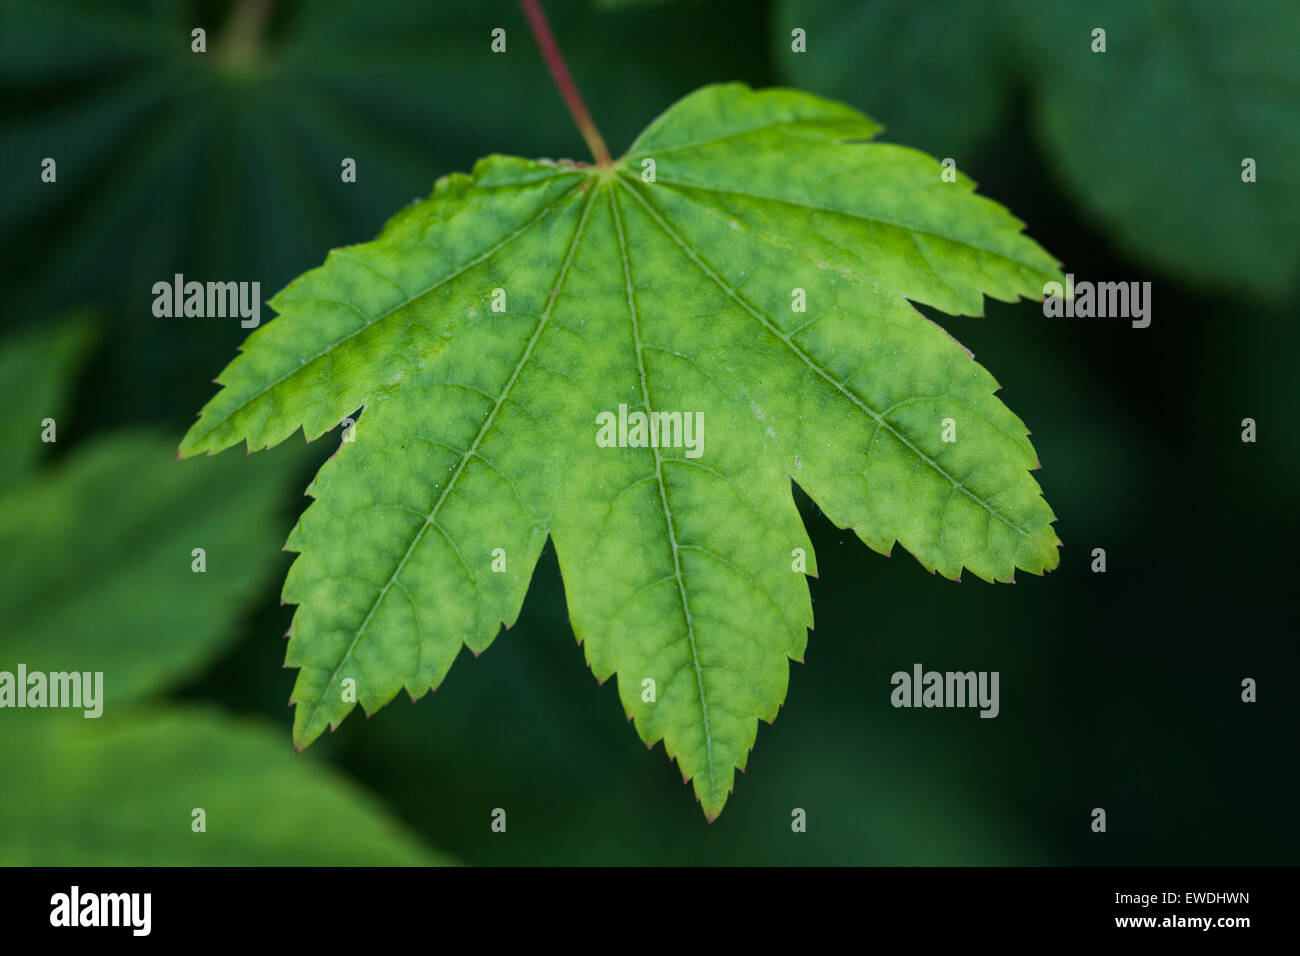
(0, 317), (448, 864)
(0, 313), (97, 484)
(2, 707), (442, 864)
(3, 430), (296, 702)
(0, 0), (1296, 864)
(776, 0), (1300, 298)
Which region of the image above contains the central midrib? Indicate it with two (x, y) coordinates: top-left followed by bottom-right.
(608, 183), (718, 805)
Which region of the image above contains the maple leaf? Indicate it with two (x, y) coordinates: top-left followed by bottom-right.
(181, 82), (1062, 819)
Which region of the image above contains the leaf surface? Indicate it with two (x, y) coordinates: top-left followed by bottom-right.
(183, 83), (1061, 818)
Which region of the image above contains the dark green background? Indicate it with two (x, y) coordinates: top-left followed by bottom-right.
(2, 0), (1296, 864)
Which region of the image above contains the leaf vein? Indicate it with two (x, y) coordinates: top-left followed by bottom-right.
(610, 183), (717, 798)
(298, 185), (596, 727)
(192, 174), (584, 448)
(617, 176), (1033, 542)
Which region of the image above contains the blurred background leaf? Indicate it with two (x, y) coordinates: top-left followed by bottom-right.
(0, 312), (97, 484)
(0, 315), (445, 865)
(775, 0), (1300, 298)
(772, 0), (1009, 160)
(0, 707), (446, 864)
(0, 431), (304, 703)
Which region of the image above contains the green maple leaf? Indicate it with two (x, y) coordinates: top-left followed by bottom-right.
(181, 83), (1061, 820)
